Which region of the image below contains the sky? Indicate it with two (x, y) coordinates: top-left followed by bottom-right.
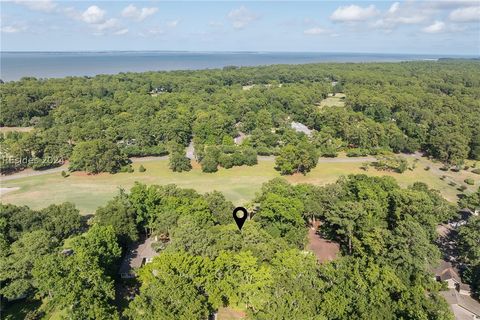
(1, 0), (479, 54)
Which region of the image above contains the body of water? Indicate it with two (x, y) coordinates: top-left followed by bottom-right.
(0, 51), (474, 81)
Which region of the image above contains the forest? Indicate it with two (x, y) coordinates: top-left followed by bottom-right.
(2, 175), (478, 319)
(1, 60), (480, 175)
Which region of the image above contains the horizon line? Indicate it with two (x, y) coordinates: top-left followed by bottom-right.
(1, 50), (478, 57)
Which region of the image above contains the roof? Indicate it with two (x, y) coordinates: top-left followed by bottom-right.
(234, 132), (247, 145)
(118, 237), (158, 275)
(460, 283), (471, 291)
(440, 268), (462, 283)
(431, 260), (462, 283)
(291, 121), (312, 136)
(441, 289), (480, 317)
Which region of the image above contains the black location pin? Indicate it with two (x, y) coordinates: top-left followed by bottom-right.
(233, 207), (248, 231)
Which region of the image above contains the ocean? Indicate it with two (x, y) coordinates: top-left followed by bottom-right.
(0, 51), (474, 82)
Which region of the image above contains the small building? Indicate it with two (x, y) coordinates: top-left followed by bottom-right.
(119, 236), (159, 279)
(234, 132), (247, 145)
(291, 121), (312, 136)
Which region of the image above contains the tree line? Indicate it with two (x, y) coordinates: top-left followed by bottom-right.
(1, 61), (479, 175)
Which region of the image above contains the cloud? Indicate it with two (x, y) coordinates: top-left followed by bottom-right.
(81, 5), (106, 24)
(372, 2), (427, 31)
(1, 25), (26, 33)
(13, 0), (57, 13)
(227, 6), (258, 29)
(449, 6), (480, 22)
(388, 2), (400, 14)
(122, 4), (158, 21)
(96, 18), (119, 31)
(330, 4), (379, 22)
(167, 20), (179, 28)
(422, 20), (446, 33)
(304, 27), (329, 35)
(425, 1), (478, 10)
(114, 28), (128, 35)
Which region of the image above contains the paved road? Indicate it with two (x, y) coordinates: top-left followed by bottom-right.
(1, 166), (66, 182)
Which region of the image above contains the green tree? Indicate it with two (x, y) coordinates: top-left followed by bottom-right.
(69, 139), (129, 174)
(275, 142), (318, 175)
(0, 230), (58, 300)
(95, 192), (139, 246)
(201, 153), (218, 173)
(169, 151), (192, 172)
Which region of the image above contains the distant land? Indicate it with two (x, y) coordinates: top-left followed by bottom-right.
(1, 51), (478, 82)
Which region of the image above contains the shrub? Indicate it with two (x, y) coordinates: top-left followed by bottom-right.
(425, 166), (431, 171)
(458, 185), (468, 192)
(201, 154), (218, 173)
(169, 152), (192, 172)
(448, 181), (457, 187)
(61, 170), (67, 178)
(127, 165), (134, 173)
(242, 148), (258, 166)
(138, 165), (146, 172)
(464, 178), (475, 185)
(256, 146), (273, 156)
(472, 168), (480, 174)
(346, 148), (369, 157)
(218, 154), (234, 169)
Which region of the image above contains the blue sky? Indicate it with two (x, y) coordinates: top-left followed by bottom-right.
(1, 1), (479, 54)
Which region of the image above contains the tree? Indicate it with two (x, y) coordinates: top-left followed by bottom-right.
(169, 151), (192, 172)
(0, 230), (58, 300)
(95, 192), (139, 246)
(256, 250), (323, 319)
(254, 193), (306, 247)
(204, 191), (234, 225)
(70, 224), (122, 273)
(33, 251), (118, 320)
(69, 139), (129, 174)
(40, 202), (84, 239)
(126, 251), (211, 320)
(200, 153), (218, 173)
(126, 273), (210, 320)
(275, 142), (318, 175)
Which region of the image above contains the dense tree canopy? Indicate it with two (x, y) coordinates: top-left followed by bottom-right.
(1, 174), (462, 318)
(2, 61), (479, 174)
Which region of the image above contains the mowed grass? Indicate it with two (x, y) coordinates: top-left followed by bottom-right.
(1, 159), (278, 214)
(317, 93), (346, 108)
(1, 157), (478, 214)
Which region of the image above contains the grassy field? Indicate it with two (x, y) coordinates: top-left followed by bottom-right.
(0, 126), (34, 133)
(317, 93), (346, 108)
(1, 156), (478, 214)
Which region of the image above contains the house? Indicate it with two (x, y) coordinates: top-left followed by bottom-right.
(441, 289), (480, 320)
(291, 121), (312, 136)
(234, 132), (247, 145)
(118, 236), (159, 279)
(432, 260), (480, 319)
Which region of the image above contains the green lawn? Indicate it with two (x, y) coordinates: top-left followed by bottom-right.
(1, 157), (478, 214)
(317, 93), (346, 108)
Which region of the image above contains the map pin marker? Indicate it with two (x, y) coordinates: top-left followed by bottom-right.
(233, 207), (248, 231)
